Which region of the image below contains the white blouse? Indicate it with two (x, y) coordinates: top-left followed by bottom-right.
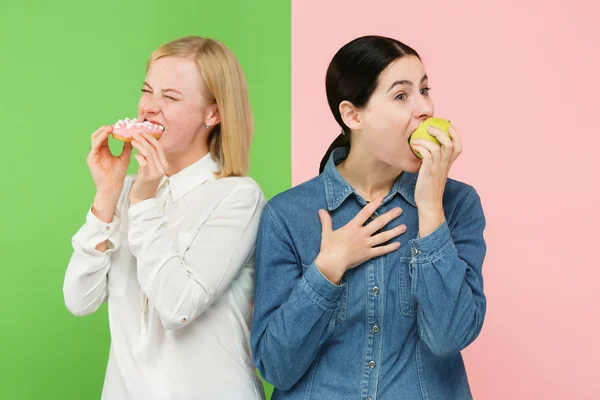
(63, 153), (266, 400)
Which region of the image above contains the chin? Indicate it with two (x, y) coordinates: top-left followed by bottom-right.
(403, 163), (422, 173)
(159, 139), (177, 154)
(387, 147), (422, 173)
(390, 159), (420, 173)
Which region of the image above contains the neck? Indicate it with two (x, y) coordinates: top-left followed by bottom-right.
(337, 146), (402, 202)
(165, 144), (210, 177)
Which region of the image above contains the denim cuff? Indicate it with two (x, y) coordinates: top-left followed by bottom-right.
(408, 221), (456, 263)
(300, 262), (345, 310)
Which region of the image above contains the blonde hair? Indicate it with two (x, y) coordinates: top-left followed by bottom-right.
(148, 36), (253, 177)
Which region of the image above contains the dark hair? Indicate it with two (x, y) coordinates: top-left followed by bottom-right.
(319, 36), (421, 173)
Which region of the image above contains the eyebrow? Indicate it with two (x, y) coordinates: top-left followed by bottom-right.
(386, 74), (428, 93)
(143, 82), (183, 95)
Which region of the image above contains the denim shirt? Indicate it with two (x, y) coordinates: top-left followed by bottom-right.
(251, 147), (487, 400)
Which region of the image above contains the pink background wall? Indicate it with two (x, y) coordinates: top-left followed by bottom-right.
(292, 0), (600, 398)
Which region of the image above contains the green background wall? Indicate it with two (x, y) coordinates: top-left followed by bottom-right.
(0, 1), (290, 398)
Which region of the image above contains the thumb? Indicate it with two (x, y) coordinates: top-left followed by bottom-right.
(119, 141), (133, 159)
(318, 209), (332, 233)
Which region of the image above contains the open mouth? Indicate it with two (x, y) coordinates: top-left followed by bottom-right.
(407, 129), (420, 160)
(143, 119), (165, 132)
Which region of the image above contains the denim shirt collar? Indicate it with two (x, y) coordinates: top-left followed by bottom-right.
(322, 146), (417, 211)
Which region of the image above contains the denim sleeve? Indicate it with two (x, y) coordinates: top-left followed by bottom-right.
(409, 189), (487, 357)
(250, 203), (344, 390)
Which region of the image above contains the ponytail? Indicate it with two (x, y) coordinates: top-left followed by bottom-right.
(318, 130), (350, 174)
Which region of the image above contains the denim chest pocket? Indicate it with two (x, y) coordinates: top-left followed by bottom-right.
(302, 263), (348, 325)
(398, 256), (417, 317)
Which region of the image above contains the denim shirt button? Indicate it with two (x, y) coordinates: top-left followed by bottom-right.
(372, 325), (380, 333)
(372, 286), (380, 294)
(412, 247), (419, 256)
(368, 360), (376, 368)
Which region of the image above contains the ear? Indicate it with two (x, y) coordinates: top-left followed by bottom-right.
(339, 100), (361, 130)
(205, 104), (221, 126)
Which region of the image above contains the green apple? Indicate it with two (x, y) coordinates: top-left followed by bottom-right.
(409, 117), (452, 158)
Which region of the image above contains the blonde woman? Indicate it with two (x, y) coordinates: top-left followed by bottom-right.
(63, 36), (266, 400)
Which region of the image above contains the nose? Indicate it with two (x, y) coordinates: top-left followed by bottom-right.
(141, 98), (160, 115)
(414, 94), (433, 121)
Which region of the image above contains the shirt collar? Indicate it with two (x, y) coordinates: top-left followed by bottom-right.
(322, 146), (417, 211)
(160, 153), (220, 202)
